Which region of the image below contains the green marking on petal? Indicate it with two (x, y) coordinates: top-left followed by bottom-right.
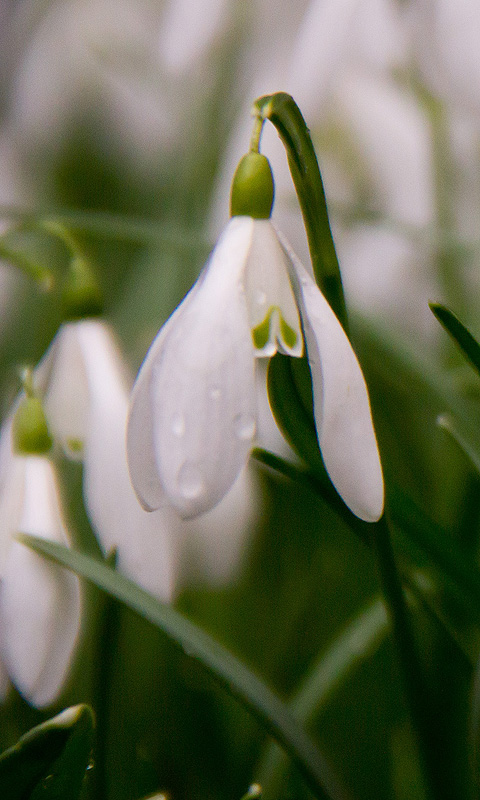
(252, 306), (299, 353)
(280, 315), (298, 350)
(67, 438), (84, 455)
(252, 313), (272, 349)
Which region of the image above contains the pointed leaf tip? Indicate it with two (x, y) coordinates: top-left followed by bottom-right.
(431, 303), (480, 377)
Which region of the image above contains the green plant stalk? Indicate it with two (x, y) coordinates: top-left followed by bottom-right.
(254, 450), (473, 799)
(0, 240), (53, 289)
(19, 535), (350, 800)
(371, 514), (444, 800)
(253, 448), (479, 655)
(0, 204), (207, 248)
(256, 598), (389, 799)
(430, 303), (480, 377)
(252, 92), (348, 332)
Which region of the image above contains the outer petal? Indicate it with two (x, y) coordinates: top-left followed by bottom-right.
(0, 457), (82, 707)
(132, 216), (257, 518)
(39, 323), (89, 460)
(282, 240), (384, 522)
(177, 464), (260, 586)
(127, 285), (202, 512)
(74, 320), (176, 600)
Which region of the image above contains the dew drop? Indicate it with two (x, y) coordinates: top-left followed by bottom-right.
(255, 289), (267, 306)
(233, 412), (256, 440)
(171, 414), (185, 437)
(177, 462), (205, 499)
(209, 386), (221, 400)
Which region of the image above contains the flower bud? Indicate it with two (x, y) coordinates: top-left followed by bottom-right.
(12, 397), (53, 455)
(230, 153), (274, 219)
(61, 257), (104, 321)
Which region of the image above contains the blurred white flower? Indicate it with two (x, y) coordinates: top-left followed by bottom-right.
(0, 455), (81, 707)
(411, 0), (480, 118)
(210, 0), (437, 336)
(158, 0), (230, 75)
(37, 318), (176, 600)
(127, 215), (384, 523)
(7, 0), (235, 171)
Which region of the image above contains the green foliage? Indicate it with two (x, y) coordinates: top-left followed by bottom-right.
(0, 705), (94, 800)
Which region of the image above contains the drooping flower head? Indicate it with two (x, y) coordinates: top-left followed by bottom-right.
(0, 387), (81, 707)
(127, 148), (384, 522)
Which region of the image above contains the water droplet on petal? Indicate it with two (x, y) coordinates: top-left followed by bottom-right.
(209, 386), (221, 400)
(171, 414), (186, 437)
(255, 290), (267, 306)
(233, 413), (256, 440)
(177, 462), (205, 499)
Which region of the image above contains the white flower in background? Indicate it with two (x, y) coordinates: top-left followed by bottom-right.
(0, 454), (81, 708)
(7, 0), (235, 172)
(209, 0), (437, 337)
(38, 318), (176, 600)
(127, 169), (384, 523)
(411, 0), (480, 118)
(159, 0), (230, 76)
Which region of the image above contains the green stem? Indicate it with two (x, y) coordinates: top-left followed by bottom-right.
(371, 514), (442, 800)
(252, 92), (348, 331)
(249, 118), (265, 154)
(256, 598), (389, 799)
(0, 239), (53, 289)
(19, 535), (349, 800)
(253, 448), (480, 641)
(418, 89), (467, 317)
(0, 205), (207, 248)
(254, 450), (476, 799)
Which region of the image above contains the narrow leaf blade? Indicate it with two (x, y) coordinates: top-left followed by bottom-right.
(430, 303), (480, 376)
(18, 535), (343, 800)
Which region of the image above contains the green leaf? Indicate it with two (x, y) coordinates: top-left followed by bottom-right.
(267, 354), (327, 480)
(430, 303), (480, 377)
(0, 704), (94, 800)
(253, 448), (480, 651)
(256, 598), (389, 799)
(437, 413), (480, 475)
(18, 535), (344, 800)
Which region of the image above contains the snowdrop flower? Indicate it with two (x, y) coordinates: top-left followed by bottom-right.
(128, 152), (384, 523)
(0, 396), (81, 707)
(38, 316), (176, 601)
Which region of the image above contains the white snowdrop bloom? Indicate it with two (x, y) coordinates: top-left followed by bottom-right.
(0, 455), (81, 708)
(127, 214), (384, 523)
(39, 318), (176, 601)
(411, 0), (480, 118)
(159, 0), (230, 76)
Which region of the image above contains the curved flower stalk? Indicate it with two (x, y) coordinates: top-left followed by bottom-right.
(0, 454), (81, 707)
(127, 166), (384, 522)
(37, 318), (176, 600)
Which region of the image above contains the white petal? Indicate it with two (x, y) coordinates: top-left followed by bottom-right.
(245, 220), (303, 358)
(0, 457), (81, 707)
(127, 290), (199, 512)
(0, 456), (24, 574)
(39, 323), (89, 460)
(0, 656), (10, 702)
(283, 241), (384, 522)
(177, 465), (260, 586)
(74, 320), (176, 600)
(159, 0), (230, 75)
(133, 216), (257, 518)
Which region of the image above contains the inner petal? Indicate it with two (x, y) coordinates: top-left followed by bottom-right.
(252, 305), (301, 356)
(245, 220), (303, 358)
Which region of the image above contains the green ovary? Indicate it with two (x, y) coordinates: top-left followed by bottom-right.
(252, 306), (298, 351)
(67, 438), (84, 454)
